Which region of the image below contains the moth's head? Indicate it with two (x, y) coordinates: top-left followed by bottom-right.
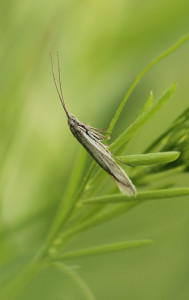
(68, 114), (79, 127)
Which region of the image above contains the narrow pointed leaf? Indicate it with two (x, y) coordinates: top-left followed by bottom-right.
(53, 240), (152, 260)
(118, 151), (180, 166)
(82, 188), (189, 204)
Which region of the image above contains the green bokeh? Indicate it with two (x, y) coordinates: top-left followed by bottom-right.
(1, 0), (189, 299)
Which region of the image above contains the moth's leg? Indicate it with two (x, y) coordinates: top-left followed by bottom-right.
(88, 131), (106, 141)
(95, 132), (110, 140)
(111, 153), (134, 168)
(88, 126), (109, 132)
(87, 127), (111, 140)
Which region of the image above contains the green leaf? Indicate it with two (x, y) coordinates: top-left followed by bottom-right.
(82, 188), (189, 204)
(53, 240), (153, 260)
(107, 33), (189, 136)
(110, 82), (177, 152)
(118, 151), (180, 166)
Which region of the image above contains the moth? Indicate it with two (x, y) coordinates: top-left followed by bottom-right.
(50, 53), (136, 196)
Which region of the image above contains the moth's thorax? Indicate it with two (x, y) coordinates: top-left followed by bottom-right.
(68, 114), (81, 139)
(68, 114), (79, 128)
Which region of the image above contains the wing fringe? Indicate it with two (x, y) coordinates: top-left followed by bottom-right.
(113, 177), (137, 196)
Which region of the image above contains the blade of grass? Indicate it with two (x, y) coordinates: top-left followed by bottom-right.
(118, 151), (180, 166)
(82, 188), (189, 204)
(107, 33), (189, 136)
(110, 82), (177, 152)
(53, 240), (152, 260)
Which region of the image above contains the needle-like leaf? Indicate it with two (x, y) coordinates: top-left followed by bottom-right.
(52, 240), (153, 260)
(118, 151), (180, 166)
(82, 188), (189, 204)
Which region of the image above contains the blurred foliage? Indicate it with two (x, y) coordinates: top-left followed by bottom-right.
(1, 0), (189, 299)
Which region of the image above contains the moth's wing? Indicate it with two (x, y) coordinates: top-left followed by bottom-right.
(85, 137), (136, 196)
(112, 176), (136, 196)
(75, 125), (136, 196)
(100, 147), (136, 195)
(87, 125), (109, 132)
(88, 131), (106, 141)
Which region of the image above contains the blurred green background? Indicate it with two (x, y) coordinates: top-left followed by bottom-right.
(1, 0), (189, 299)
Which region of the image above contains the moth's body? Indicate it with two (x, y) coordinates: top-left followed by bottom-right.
(68, 115), (136, 196)
(51, 53), (136, 196)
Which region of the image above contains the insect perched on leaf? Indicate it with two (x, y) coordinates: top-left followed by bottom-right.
(50, 53), (136, 196)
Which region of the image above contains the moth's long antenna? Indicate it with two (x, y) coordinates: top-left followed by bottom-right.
(50, 52), (70, 118)
(56, 52), (64, 104)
